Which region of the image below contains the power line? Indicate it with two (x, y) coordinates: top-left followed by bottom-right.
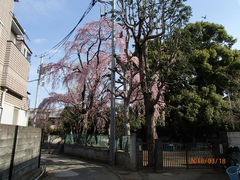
(42, 0), (98, 58)
(43, 85), (50, 95)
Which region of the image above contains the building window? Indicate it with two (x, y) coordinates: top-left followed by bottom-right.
(24, 48), (26, 57)
(27, 52), (31, 62)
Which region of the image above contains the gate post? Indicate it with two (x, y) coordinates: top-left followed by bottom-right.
(155, 141), (163, 169)
(38, 129), (43, 168)
(186, 144), (189, 169)
(129, 133), (137, 170)
(9, 126), (18, 180)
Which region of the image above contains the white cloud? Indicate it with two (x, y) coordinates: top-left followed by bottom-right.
(48, 49), (60, 54)
(16, 0), (66, 16)
(33, 38), (47, 44)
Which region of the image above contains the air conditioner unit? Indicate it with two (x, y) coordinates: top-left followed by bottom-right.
(16, 35), (24, 41)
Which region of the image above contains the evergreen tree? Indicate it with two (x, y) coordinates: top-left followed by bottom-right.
(165, 22), (240, 139)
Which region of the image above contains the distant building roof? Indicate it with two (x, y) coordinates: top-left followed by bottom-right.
(29, 109), (63, 119)
(49, 110), (63, 118)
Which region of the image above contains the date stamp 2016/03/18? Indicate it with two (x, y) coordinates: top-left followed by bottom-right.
(189, 158), (226, 165)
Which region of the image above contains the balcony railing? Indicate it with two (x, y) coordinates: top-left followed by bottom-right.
(7, 40), (31, 63)
(1, 41), (30, 96)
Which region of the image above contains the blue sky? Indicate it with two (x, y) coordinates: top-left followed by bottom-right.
(14, 0), (240, 108)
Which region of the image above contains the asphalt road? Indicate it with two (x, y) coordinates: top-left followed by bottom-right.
(40, 153), (229, 180)
(41, 154), (120, 180)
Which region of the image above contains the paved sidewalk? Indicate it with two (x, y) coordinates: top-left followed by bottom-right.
(110, 167), (229, 180)
(41, 154), (120, 180)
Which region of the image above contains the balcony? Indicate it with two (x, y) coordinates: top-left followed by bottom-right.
(1, 41), (30, 97)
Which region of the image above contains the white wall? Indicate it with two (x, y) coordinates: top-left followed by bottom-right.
(1, 102), (28, 126)
(17, 108), (29, 126)
(1, 103), (14, 125)
(227, 132), (240, 148)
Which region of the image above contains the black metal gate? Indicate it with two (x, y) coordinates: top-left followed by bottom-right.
(156, 142), (225, 169)
(136, 141), (225, 169)
(136, 142), (155, 168)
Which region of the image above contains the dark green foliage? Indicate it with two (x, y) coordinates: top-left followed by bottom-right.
(59, 107), (84, 135)
(115, 103), (145, 135)
(165, 22), (240, 137)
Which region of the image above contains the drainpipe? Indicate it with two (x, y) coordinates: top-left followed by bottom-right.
(0, 88), (8, 123)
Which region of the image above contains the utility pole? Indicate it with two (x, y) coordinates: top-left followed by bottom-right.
(109, 0), (116, 165)
(33, 55), (44, 127)
(228, 91), (235, 130)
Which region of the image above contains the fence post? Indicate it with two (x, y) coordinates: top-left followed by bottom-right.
(156, 142), (163, 169)
(186, 144), (189, 169)
(8, 126), (18, 180)
(38, 129), (43, 168)
(130, 133), (137, 170)
(154, 140), (157, 169)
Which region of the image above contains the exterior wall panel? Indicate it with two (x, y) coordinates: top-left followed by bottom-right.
(0, 0), (14, 68)
(5, 92), (28, 110)
(0, 0), (31, 127)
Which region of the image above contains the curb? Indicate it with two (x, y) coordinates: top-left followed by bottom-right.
(104, 165), (145, 180)
(104, 165), (123, 180)
(19, 167), (45, 180)
(34, 166), (46, 180)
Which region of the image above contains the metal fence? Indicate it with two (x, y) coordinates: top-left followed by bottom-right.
(157, 142), (225, 169)
(117, 135), (130, 152)
(65, 134), (130, 151)
(136, 142), (155, 168)
(136, 142), (225, 169)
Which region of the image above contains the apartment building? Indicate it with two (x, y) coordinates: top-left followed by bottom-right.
(0, 0), (32, 126)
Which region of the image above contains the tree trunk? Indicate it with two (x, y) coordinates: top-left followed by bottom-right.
(123, 100), (131, 136)
(137, 43), (158, 142)
(122, 68), (131, 136)
(144, 100), (158, 167)
(145, 99), (158, 144)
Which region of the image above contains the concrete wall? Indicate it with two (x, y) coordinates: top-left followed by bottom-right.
(227, 132), (240, 148)
(64, 144), (109, 163)
(0, 124), (42, 180)
(116, 151), (133, 169)
(64, 144), (135, 169)
(0, 125), (15, 179)
(64, 134), (137, 170)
